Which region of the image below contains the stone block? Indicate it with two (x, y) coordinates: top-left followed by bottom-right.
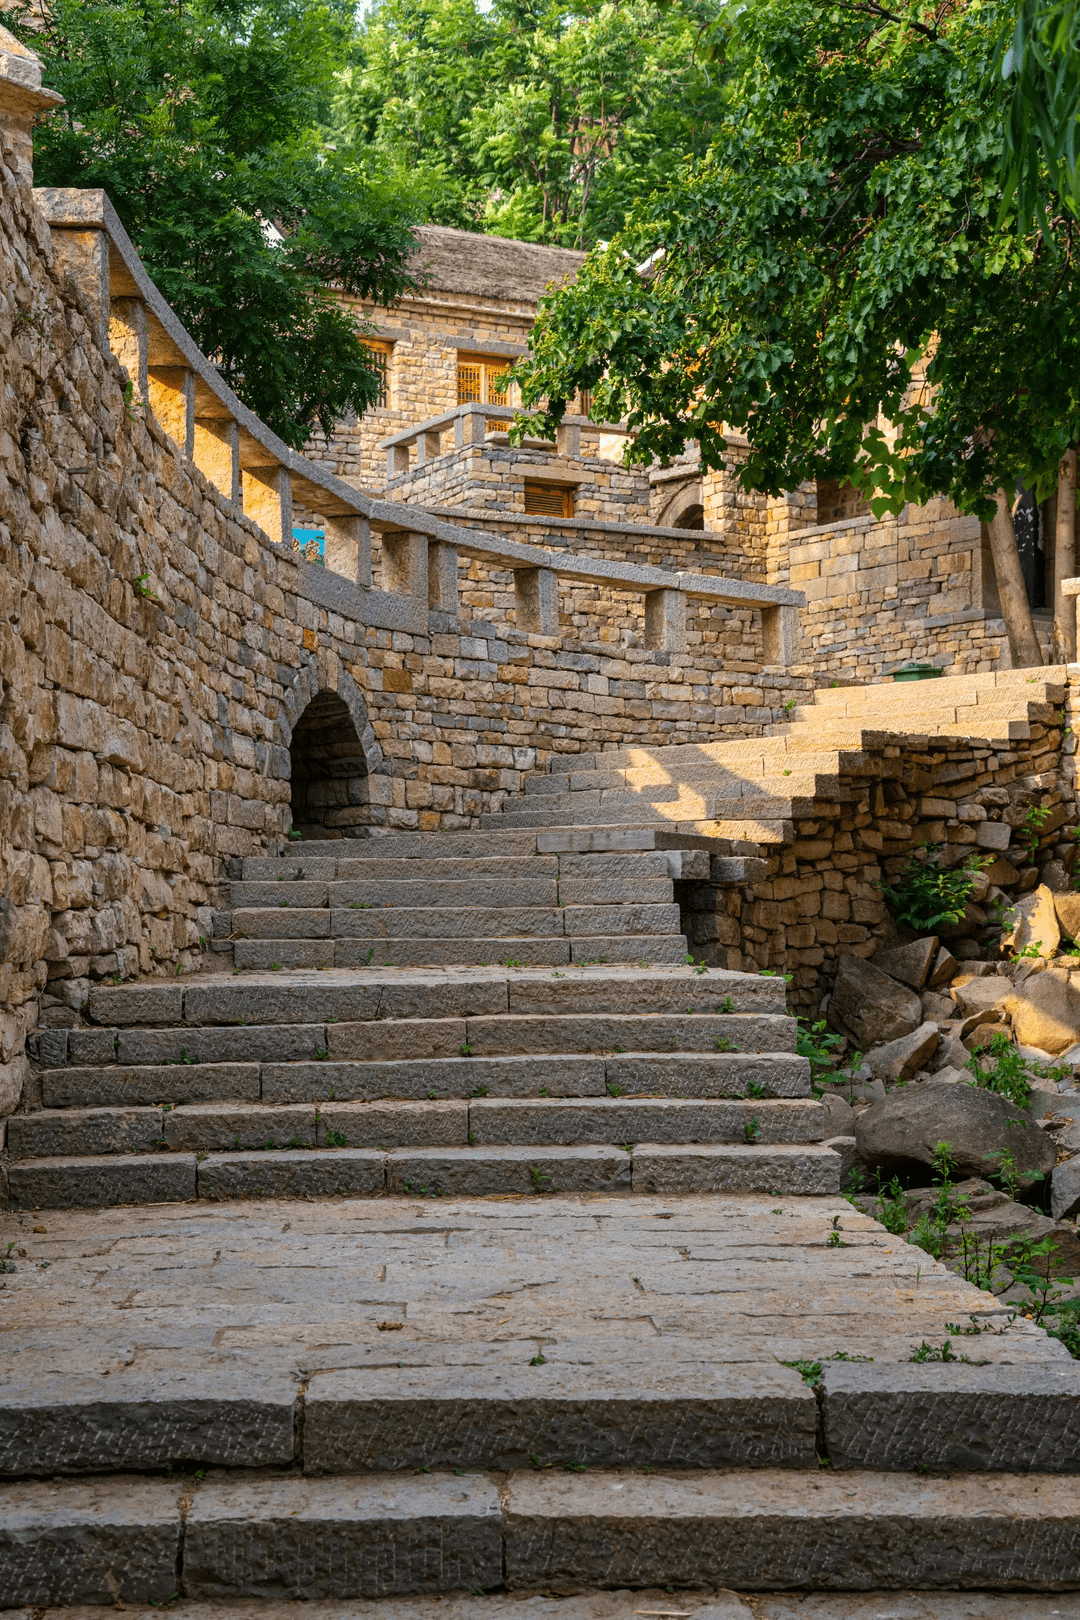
(872, 937), (939, 991)
(42, 1063), (260, 1108)
(303, 1362), (816, 1473)
(196, 1149), (385, 1200)
(0, 1476), (181, 1605)
(0, 1362), (296, 1475)
(183, 1474), (503, 1598)
(119, 1024), (327, 1065)
(631, 1143), (840, 1195)
(387, 1144), (631, 1196)
(6, 1106), (163, 1159)
(87, 985), (183, 1025)
(605, 1053), (810, 1098)
(822, 1362), (1080, 1472)
(319, 1101), (468, 1148)
(164, 1104), (317, 1151)
(468, 1097), (823, 1146)
(7, 1154), (197, 1210)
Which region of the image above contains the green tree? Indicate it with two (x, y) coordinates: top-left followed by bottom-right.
(513, 0), (1080, 662)
(13, 0), (421, 447)
(333, 0), (725, 248)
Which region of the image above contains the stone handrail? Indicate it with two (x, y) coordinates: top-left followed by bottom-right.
(36, 187), (803, 663)
(377, 401), (632, 477)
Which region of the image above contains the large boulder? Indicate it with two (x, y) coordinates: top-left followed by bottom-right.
(854, 1080), (1056, 1181)
(873, 937), (939, 991)
(828, 955), (922, 1049)
(1004, 968), (1080, 1057)
(1055, 891), (1080, 941)
(1001, 885), (1060, 959)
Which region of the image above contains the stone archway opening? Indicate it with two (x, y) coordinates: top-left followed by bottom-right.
(289, 691), (369, 837)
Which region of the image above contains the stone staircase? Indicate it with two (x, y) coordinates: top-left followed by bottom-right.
(484, 666), (1068, 846)
(8, 961), (828, 1210)
(213, 830), (724, 969)
(5, 666), (1080, 1607)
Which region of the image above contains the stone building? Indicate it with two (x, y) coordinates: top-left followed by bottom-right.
(301, 225), (1036, 685)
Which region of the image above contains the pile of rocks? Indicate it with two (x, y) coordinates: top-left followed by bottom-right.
(820, 891), (1080, 1281)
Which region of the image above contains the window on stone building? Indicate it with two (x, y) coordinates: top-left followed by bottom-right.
(576, 389), (592, 419)
(364, 339), (392, 409)
(524, 480), (575, 518)
(815, 477), (871, 525)
(458, 355), (513, 407)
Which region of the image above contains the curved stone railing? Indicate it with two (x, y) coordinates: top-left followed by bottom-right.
(38, 187), (803, 662)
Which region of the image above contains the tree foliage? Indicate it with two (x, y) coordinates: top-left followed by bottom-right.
(13, 0), (421, 446)
(513, 0), (1080, 520)
(997, 0), (1080, 226)
(332, 0), (726, 248)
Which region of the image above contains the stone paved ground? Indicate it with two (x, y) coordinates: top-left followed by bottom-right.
(0, 1192), (1061, 1380)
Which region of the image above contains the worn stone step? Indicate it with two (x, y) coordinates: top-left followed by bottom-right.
(501, 1468), (1080, 1591)
(328, 879), (561, 908)
(80, 966), (785, 1031)
(6, 1106), (165, 1158)
(5, 1467), (1079, 1604)
(487, 795), (800, 828)
(230, 935), (690, 971)
(42, 1063), (261, 1108)
(302, 1361), (815, 1473)
(259, 1051), (809, 1103)
(466, 1098), (823, 1146)
(241, 856), (560, 885)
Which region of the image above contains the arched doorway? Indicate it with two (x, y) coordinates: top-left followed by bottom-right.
(289, 691), (369, 836)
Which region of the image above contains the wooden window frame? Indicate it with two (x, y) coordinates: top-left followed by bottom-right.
(458, 353), (514, 408)
(523, 480), (575, 519)
(364, 339), (393, 409)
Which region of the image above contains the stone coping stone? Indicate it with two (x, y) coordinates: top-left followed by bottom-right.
(823, 1361), (1080, 1472)
(501, 1468), (1080, 1589)
(0, 1363), (296, 1475)
(0, 1475), (181, 1605)
(302, 1361), (816, 1473)
(183, 1473), (503, 1599)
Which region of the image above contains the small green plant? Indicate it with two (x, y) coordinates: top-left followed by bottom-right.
(910, 1339), (969, 1362)
(906, 1141), (967, 1261)
(179, 1047), (195, 1066)
(1022, 802), (1052, 860)
(744, 1116), (761, 1143)
(530, 1354), (547, 1366)
(780, 1357), (823, 1385)
(133, 571), (162, 604)
(607, 1081), (625, 1097)
(966, 1032), (1035, 1112)
(472, 1084), (489, 1097)
(945, 1315), (996, 1335)
(718, 996), (736, 1014)
(460, 1043), (474, 1056)
(530, 1165), (555, 1193)
(872, 1174), (910, 1236)
(797, 1017), (862, 1092)
(325, 1130), (347, 1147)
(312, 1047), (328, 1060)
(782, 697), (798, 715)
(349, 901), (372, 909)
(714, 1035), (739, 1051)
(879, 843), (989, 932)
(746, 1079), (766, 1099)
(287, 828), (303, 841)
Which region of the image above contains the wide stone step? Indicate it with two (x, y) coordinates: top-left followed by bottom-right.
(82, 965), (788, 1028)
(4, 1466), (1080, 1603)
(38, 1011), (795, 1069)
(7, 1097), (823, 1157)
(232, 875), (680, 911)
(243, 854), (559, 881)
(487, 795), (801, 828)
(5, 1140), (835, 1208)
(34, 1050), (809, 1110)
(231, 934), (689, 970)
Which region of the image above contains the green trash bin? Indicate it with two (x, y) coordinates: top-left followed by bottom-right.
(891, 662), (943, 682)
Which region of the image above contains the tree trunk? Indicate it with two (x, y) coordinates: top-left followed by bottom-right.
(1053, 448), (1078, 664)
(988, 491), (1044, 668)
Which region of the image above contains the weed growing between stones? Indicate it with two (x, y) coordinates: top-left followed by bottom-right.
(966, 1030), (1070, 1111)
(798, 1017), (863, 1092)
(879, 843), (991, 932)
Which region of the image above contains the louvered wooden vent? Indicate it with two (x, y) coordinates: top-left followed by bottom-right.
(524, 481), (574, 518)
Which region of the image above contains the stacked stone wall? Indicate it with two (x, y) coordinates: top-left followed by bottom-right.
(685, 696), (1074, 1011)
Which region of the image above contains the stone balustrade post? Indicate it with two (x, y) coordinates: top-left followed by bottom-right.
(555, 421), (580, 459)
(387, 444), (410, 479)
(428, 542), (459, 613)
(761, 602), (800, 668)
(644, 588), (687, 653)
(193, 417), (240, 504)
(515, 567), (559, 635)
(242, 464), (293, 547)
(455, 406), (488, 447)
(382, 531), (429, 601)
(416, 430), (442, 465)
(148, 366), (194, 459)
(325, 515), (371, 589)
